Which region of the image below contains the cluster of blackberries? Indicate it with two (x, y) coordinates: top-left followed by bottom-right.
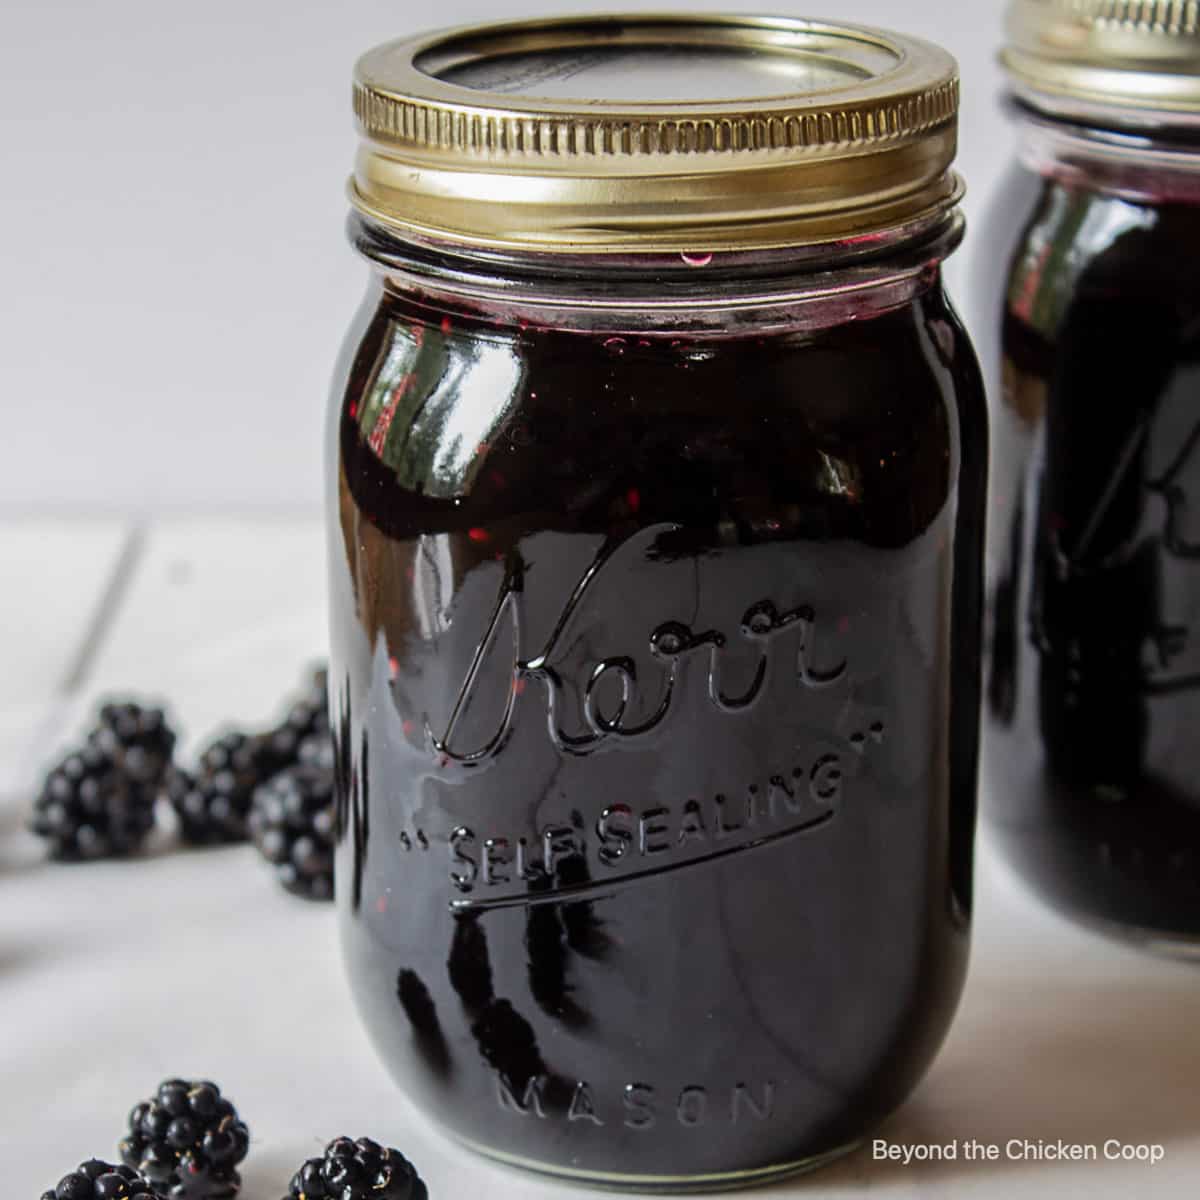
(29, 666), (337, 901)
(166, 667), (332, 849)
(41, 1081), (426, 1200)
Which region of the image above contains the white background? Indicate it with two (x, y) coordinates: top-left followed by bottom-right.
(0, 0), (1009, 516)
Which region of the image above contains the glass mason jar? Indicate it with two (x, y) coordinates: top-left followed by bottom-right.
(328, 14), (985, 1190)
(978, 0), (1200, 952)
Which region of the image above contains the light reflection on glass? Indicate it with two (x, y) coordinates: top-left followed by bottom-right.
(412, 532), (456, 640)
(360, 320), (523, 499)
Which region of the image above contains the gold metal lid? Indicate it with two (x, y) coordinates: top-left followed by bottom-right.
(350, 13), (962, 253)
(1003, 0), (1200, 120)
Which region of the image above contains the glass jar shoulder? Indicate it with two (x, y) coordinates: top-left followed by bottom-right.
(332, 280), (977, 552)
(1003, 166), (1200, 350)
(967, 158), (1042, 408)
(989, 165), (1200, 564)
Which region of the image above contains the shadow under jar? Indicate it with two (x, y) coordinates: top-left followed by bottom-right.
(978, 1), (1200, 954)
(328, 14), (985, 1191)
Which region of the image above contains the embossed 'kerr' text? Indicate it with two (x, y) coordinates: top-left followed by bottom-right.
(427, 524), (848, 766)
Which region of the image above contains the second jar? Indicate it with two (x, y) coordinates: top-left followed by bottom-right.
(979, 0), (1200, 952)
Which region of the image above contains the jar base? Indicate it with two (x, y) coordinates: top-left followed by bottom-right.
(1069, 911), (1200, 963)
(454, 1134), (863, 1194)
(986, 819), (1200, 961)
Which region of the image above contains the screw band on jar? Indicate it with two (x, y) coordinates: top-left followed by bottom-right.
(350, 13), (962, 252)
(1003, 0), (1200, 124)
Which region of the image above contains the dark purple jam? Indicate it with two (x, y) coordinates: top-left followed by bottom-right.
(984, 161), (1200, 946)
(327, 240), (985, 1186)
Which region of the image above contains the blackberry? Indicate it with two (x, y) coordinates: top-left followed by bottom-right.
(168, 666), (331, 844)
(90, 701), (176, 789)
(40, 1158), (162, 1200)
(30, 743), (156, 860)
(262, 666), (330, 765)
(297, 731), (334, 772)
(119, 1079), (249, 1200)
(249, 764), (335, 900)
(285, 1137), (426, 1200)
(167, 731), (294, 845)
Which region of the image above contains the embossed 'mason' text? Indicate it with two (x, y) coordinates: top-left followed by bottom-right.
(497, 1075), (776, 1129)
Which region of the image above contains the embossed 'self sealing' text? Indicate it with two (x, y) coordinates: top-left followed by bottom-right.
(445, 738), (887, 905)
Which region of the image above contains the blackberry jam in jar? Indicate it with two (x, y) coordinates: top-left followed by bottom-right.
(979, 0), (1200, 953)
(329, 14), (985, 1189)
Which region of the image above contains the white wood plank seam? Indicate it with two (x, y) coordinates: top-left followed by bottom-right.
(11, 521), (143, 800)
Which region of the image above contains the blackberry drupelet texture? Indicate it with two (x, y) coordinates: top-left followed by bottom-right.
(249, 764), (336, 900)
(284, 1137), (426, 1200)
(119, 1079), (249, 1200)
(263, 666), (331, 764)
(297, 733), (334, 771)
(167, 665), (331, 845)
(166, 732), (292, 845)
(90, 702), (177, 790)
(30, 743), (156, 860)
(41, 1159), (163, 1200)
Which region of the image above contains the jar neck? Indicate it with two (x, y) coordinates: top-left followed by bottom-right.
(348, 209), (963, 336)
(1010, 97), (1200, 205)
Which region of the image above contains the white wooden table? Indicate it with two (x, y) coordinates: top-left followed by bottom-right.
(2, 518), (1197, 1199)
